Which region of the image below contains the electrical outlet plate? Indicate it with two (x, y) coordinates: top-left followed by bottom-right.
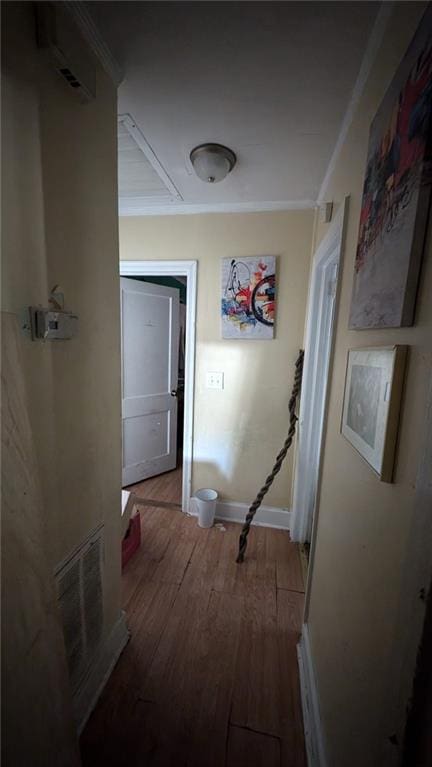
(206, 371), (224, 390)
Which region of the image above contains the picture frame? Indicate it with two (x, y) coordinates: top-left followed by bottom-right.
(341, 346), (407, 482)
(221, 256), (276, 339)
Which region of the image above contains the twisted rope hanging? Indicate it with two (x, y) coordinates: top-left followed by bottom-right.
(236, 349), (304, 563)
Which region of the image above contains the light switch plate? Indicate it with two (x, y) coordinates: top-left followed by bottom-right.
(206, 371), (224, 390)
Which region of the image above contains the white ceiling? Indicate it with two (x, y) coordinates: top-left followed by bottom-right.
(86, 1), (379, 215)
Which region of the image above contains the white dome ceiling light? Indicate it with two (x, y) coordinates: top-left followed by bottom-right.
(190, 143), (236, 184)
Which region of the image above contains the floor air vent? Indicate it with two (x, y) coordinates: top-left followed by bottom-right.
(55, 525), (104, 693)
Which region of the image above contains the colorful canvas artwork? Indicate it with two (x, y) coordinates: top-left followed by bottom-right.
(221, 256), (276, 339)
(349, 7), (432, 329)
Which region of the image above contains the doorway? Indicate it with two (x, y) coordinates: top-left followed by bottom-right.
(291, 199), (348, 549)
(120, 260), (197, 514)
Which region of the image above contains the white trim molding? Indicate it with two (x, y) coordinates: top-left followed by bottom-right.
(317, 2), (394, 203)
(291, 199), (348, 545)
(189, 498), (291, 531)
(75, 611), (129, 734)
(297, 624), (328, 767)
(120, 260), (197, 515)
(63, 1), (123, 86)
(119, 199), (316, 217)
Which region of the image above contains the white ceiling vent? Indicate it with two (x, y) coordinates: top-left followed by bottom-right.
(55, 525), (104, 694)
(118, 114), (182, 205)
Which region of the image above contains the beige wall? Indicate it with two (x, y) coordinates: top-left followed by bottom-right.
(120, 210), (314, 508)
(2, 3), (121, 763)
(306, 4), (432, 766)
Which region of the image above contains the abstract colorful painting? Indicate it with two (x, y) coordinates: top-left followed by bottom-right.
(349, 7), (432, 329)
(221, 256), (276, 339)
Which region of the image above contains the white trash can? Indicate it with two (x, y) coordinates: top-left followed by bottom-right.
(195, 488), (218, 528)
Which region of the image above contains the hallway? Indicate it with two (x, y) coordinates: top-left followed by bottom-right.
(81, 504), (306, 766)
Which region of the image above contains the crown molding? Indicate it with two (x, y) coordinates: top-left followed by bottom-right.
(119, 199), (316, 217)
(63, 1), (123, 87)
(317, 1), (394, 203)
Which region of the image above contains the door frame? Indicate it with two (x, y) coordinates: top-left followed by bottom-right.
(120, 259), (197, 514)
(290, 199), (348, 545)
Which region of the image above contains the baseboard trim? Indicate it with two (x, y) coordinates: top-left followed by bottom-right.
(75, 611), (130, 734)
(297, 624), (328, 767)
(189, 498), (291, 530)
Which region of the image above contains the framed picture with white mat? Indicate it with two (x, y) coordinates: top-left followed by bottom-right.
(341, 346), (407, 482)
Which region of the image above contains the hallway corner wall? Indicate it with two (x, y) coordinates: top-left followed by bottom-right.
(119, 210), (314, 511)
(1, 2), (122, 762)
(305, 3), (432, 765)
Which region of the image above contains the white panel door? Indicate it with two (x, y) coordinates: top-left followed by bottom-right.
(121, 277), (180, 486)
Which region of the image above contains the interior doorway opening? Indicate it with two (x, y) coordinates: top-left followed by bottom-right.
(290, 199), (348, 624)
(123, 274), (186, 508)
(120, 260), (197, 514)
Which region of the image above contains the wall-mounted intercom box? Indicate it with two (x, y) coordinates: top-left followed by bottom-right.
(29, 307), (78, 340)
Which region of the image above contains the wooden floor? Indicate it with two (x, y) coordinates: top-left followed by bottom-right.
(126, 465), (183, 507)
(81, 477), (306, 767)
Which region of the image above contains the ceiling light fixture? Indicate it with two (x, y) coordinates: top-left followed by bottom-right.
(190, 143), (236, 184)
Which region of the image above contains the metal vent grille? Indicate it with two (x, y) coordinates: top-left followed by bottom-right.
(58, 66), (82, 90)
(118, 114), (182, 202)
(55, 526), (104, 692)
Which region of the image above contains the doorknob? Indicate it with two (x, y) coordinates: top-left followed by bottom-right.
(171, 389), (178, 397)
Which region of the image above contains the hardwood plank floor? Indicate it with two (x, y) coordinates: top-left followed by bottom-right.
(81, 473), (306, 767)
(126, 466), (183, 506)
(227, 726), (281, 767)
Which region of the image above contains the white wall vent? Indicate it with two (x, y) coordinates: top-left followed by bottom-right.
(35, 2), (96, 102)
(118, 114), (182, 203)
(55, 525), (104, 693)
